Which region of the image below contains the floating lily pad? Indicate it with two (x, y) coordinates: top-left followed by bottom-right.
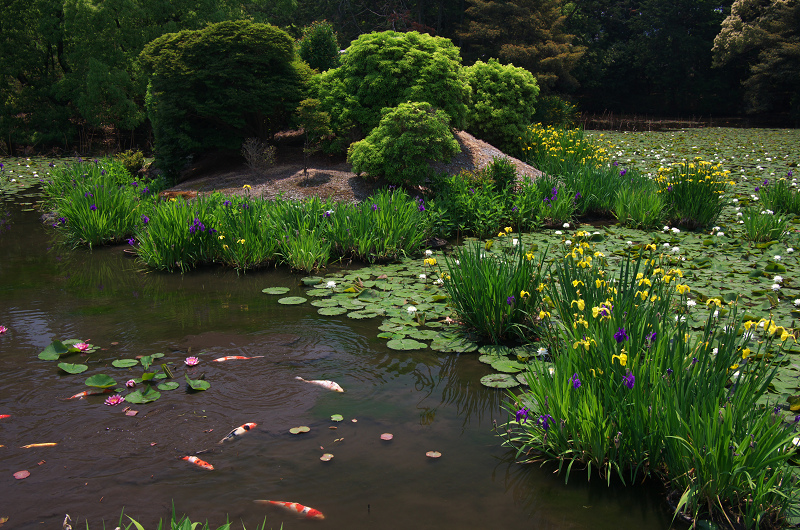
(320, 453), (334, 461)
(478, 354), (505, 365)
(516, 373), (530, 386)
(301, 276), (323, 286)
(112, 359), (139, 368)
(347, 310), (380, 319)
(58, 362), (88, 374)
(38, 340), (69, 361)
(311, 299), (340, 308)
(262, 287), (290, 295)
(331, 414), (344, 422)
(306, 288), (332, 297)
(185, 374), (210, 391)
(406, 329), (440, 341)
(318, 307), (348, 316)
(386, 338), (427, 350)
(278, 296), (307, 305)
(85, 374), (117, 388)
(425, 451), (442, 458)
(480, 373), (519, 388)
(491, 359), (526, 373)
(157, 382), (180, 391)
(289, 426), (310, 434)
(124, 388), (161, 404)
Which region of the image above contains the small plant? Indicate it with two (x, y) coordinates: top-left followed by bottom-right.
(241, 138), (276, 174)
(613, 181), (665, 229)
(429, 172), (509, 239)
(741, 206), (789, 242)
(484, 156), (518, 193)
(655, 159), (731, 230)
(758, 173), (800, 214)
(536, 175), (575, 226)
(348, 101), (460, 187)
(114, 149), (146, 175)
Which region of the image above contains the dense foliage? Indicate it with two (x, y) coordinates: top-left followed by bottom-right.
(463, 59), (539, 156)
(347, 102), (460, 187)
(313, 31), (470, 148)
(297, 20), (340, 72)
(140, 20), (311, 176)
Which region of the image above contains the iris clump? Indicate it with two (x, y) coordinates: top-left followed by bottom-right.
(501, 248), (797, 528)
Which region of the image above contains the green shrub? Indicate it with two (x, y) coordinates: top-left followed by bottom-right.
(314, 31), (470, 148)
(140, 20), (311, 177)
(347, 101), (460, 187)
(531, 94), (579, 128)
(484, 156), (518, 192)
(463, 59), (539, 156)
(114, 149), (145, 176)
(298, 20), (340, 72)
(428, 172), (509, 239)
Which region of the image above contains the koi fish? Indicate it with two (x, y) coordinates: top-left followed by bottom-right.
(212, 356), (264, 362)
(0, 414), (10, 420)
(295, 376), (344, 393)
(254, 500), (325, 520)
(21, 443), (58, 448)
(219, 422), (257, 443)
(65, 389), (113, 400)
(182, 455), (214, 470)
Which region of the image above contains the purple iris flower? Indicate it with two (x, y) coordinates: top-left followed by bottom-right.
(507, 295), (515, 306)
(613, 327), (629, 343)
(570, 373), (581, 389)
(515, 408), (529, 423)
(372, 204), (378, 211)
(223, 200), (231, 207)
(620, 169), (627, 177)
(89, 204), (97, 211)
(623, 371), (635, 389)
(140, 215), (149, 224)
(538, 414), (555, 431)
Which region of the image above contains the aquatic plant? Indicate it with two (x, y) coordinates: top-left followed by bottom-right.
(654, 159), (732, 230)
(740, 206), (789, 243)
(758, 174), (800, 215)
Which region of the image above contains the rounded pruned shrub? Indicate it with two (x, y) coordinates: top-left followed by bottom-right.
(347, 101), (460, 187)
(315, 31), (470, 148)
(298, 21), (340, 72)
(464, 59), (539, 156)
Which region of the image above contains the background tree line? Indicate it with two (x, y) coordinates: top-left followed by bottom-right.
(1, 0), (797, 155)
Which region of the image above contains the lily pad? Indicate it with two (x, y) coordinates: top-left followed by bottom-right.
(310, 299), (340, 308)
(306, 288), (332, 297)
(386, 338), (428, 350)
(491, 359), (526, 374)
(124, 388), (161, 404)
(331, 414), (344, 422)
(301, 276), (323, 286)
(278, 296), (308, 305)
(58, 362), (88, 374)
(480, 373), (520, 388)
(347, 310), (380, 319)
(157, 381), (180, 391)
(112, 359), (139, 368)
(38, 340), (69, 361)
(289, 426), (311, 434)
(85, 374), (117, 389)
(318, 307), (348, 316)
(262, 287), (290, 295)
(425, 451), (442, 458)
(185, 374), (210, 391)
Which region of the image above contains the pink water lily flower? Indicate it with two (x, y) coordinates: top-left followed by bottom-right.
(74, 342), (90, 351)
(125, 379), (136, 388)
(105, 394), (125, 406)
(0, 325), (8, 334)
(185, 356), (200, 366)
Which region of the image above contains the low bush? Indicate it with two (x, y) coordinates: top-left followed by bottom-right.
(347, 101), (460, 187)
(114, 149), (145, 176)
(241, 138), (276, 174)
(531, 94), (579, 128)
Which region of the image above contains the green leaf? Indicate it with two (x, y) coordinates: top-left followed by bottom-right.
(157, 382), (180, 391)
(85, 374), (117, 388)
(58, 362), (88, 374)
(490, 359), (526, 373)
(124, 388), (161, 404)
(185, 373), (210, 391)
(480, 373), (519, 388)
(330, 414), (343, 422)
(112, 359), (139, 368)
(278, 296), (308, 305)
(318, 307), (348, 316)
(39, 340), (69, 361)
(386, 338), (427, 350)
(262, 287), (290, 295)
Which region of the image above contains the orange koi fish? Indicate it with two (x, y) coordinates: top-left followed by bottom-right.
(0, 414), (10, 420)
(219, 422), (257, 443)
(254, 500), (325, 520)
(21, 442), (58, 448)
(212, 356), (264, 362)
(295, 376), (344, 393)
(65, 389), (113, 400)
(182, 455), (214, 470)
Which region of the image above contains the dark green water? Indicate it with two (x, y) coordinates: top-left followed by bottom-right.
(0, 196), (673, 529)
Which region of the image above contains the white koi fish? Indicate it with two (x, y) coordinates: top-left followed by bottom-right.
(254, 500), (325, 520)
(295, 376), (344, 392)
(219, 422), (257, 443)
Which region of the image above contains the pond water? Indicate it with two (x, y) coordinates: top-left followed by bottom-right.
(0, 196), (674, 529)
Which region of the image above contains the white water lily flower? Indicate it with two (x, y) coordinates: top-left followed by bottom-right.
(663, 226), (670, 231)
(712, 226), (720, 232)
(687, 300), (696, 308)
(425, 249), (433, 256)
(772, 283), (781, 291)
(732, 198), (738, 203)
(671, 246), (680, 253)
(716, 231), (724, 237)
(406, 306), (417, 315)
(555, 230), (563, 235)
(548, 366), (555, 376)
(627, 241), (633, 245)
(787, 248), (794, 253)
(774, 255), (782, 261)
(564, 240), (572, 246)
(563, 223), (570, 228)
(512, 238), (519, 246)
(326, 281), (337, 289)
(663, 243), (671, 248)
(675, 315), (687, 322)
(774, 275), (783, 283)
(454, 260), (460, 266)
(537, 347), (548, 357)
(794, 299), (800, 307)
(671, 227), (680, 234)
(434, 278), (444, 286)
(419, 274), (426, 280)
(736, 212), (743, 217)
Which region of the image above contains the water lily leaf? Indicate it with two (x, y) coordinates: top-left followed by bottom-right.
(765, 263), (787, 273)
(306, 288), (332, 297)
(478, 354), (505, 365)
(425, 451), (442, 458)
(347, 310), (380, 319)
(185, 374), (210, 391)
(406, 329), (439, 340)
(491, 360), (526, 373)
(386, 338), (427, 350)
(141, 372), (156, 381)
(85, 374), (116, 388)
(289, 426), (310, 434)
(515, 373), (530, 386)
(278, 296), (307, 305)
(311, 299), (340, 307)
(357, 288), (382, 300)
(318, 307), (347, 316)
(112, 359), (139, 368)
(58, 362), (88, 374)
(788, 395), (800, 412)
(157, 382), (180, 391)
(301, 276), (323, 286)
(262, 287), (290, 295)
(38, 340), (69, 360)
(124, 388), (161, 404)
(331, 414), (343, 422)
(480, 373), (519, 388)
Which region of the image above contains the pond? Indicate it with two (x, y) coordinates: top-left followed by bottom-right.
(0, 190), (674, 529)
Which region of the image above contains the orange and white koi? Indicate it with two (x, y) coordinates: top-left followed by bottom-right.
(212, 355), (264, 362)
(219, 422), (257, 443)
(0, 414), (10, 420)
(254, 500), (325, 520)
(295, 376), (344, 393)
(21, 442), (58, 448)
(65, 389), (114, 400)
(182, 455), (214, 470)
